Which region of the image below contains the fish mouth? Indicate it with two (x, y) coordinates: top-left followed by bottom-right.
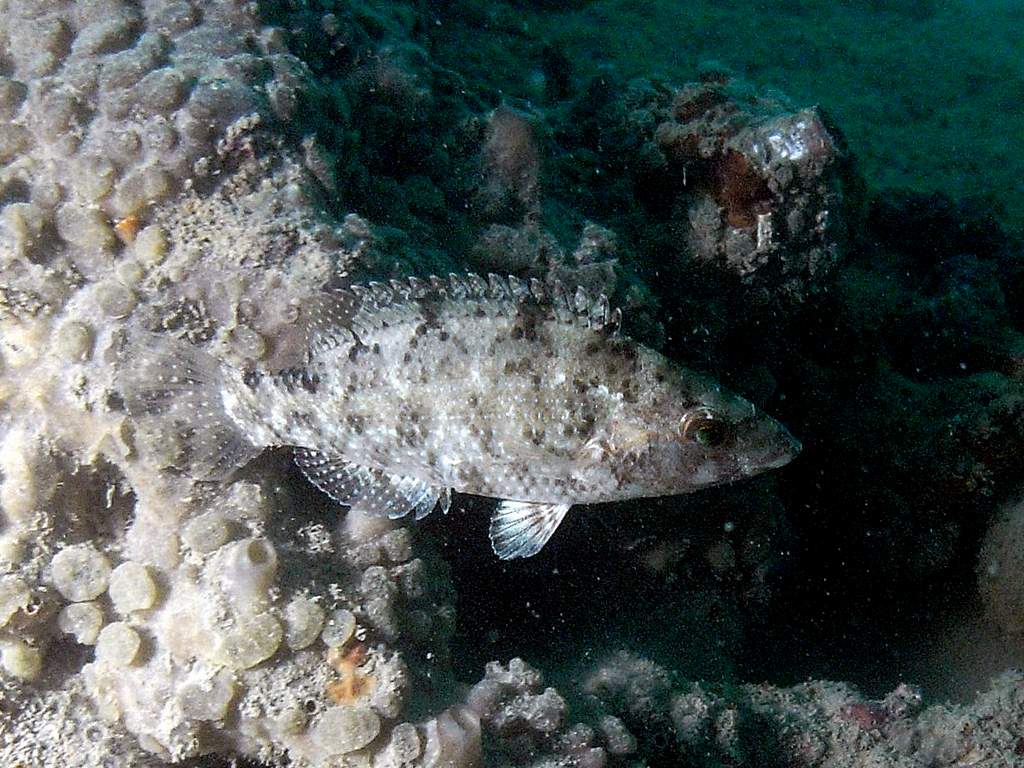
(765, 438), (801, 469)
(764, 426), (802, 469)
(739, 423), (802, 475)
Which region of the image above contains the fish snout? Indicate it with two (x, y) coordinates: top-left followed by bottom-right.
(739, 418), (801, 476)
(765, 426), (802, 469)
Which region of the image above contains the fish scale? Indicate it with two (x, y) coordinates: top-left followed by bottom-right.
(121, 273), (800, 559)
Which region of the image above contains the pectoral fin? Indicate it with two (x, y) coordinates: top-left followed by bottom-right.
(489, 501), (571, 560)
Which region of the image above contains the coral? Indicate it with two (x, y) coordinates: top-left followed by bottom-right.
(0, 0), (316, 272)
(467, 659), (608, 768)
(581, 651), (1024, 768)
(0, 1), (455, 764)
(475, 105), (543, 223)
(561, 75), (856, 302)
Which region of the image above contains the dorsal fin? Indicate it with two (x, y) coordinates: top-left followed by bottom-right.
(298, 292), (360, 360)
(301, 273), (621, 357)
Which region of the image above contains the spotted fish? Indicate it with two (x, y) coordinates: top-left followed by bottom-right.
(121, 274), (800, 559)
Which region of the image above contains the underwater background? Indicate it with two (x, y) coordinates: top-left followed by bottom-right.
(1, 0), (1024, 765)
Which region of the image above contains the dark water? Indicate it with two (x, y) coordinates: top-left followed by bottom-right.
(430, 0), (1024, 227)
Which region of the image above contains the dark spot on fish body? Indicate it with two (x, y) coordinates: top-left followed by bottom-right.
(492, 333), (506, 346)
(242, 369), (262, 390)
(419, 302), (442, 331)
(568, 476), (589, 495)
(516, 473), (537, 493)
(578, 409), (597, 439)
(372, 343), (381, 355)
(511, 303), (544, 343)
(501, 358), (535, 377)
(511, 460), (531, 483)
(290, 410), (315, 428)
(523, 424), (546, 446)
(300, 370), (319, 393)
(607, 338), (638, 361)
(403, 351), (413, 364)
(346, 413), (366, 434)
(439, 331), (450, 342)
(531, 374), (542, 390)
(457, 463), (485, 487)
(468, 394), (478, 407)
(611, 459), (633, 485)
(398, 424), (422, 447)
(348, 343), (366, 362)
(278, 366), (316, 394)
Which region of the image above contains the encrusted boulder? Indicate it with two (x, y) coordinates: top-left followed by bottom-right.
(651, 79), (856, 299)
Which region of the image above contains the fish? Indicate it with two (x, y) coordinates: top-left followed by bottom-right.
(120, 273), (800, 559)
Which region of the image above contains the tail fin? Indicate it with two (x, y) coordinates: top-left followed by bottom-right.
(118, 333), (260, 481)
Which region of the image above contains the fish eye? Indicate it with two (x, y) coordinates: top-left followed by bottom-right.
(694, 421), (728, 447)
(680, 411), (730, 448)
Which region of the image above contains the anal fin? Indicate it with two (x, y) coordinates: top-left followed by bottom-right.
(295, 449), (442, 520)
(489, 501), (571, 560)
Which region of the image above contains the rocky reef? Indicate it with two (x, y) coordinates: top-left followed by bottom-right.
(2, 0), (1024, 766)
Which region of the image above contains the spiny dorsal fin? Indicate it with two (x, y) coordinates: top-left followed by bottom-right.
(489, 500), (572, 559)
(300, 292), (359, 359)
(303, 273), (621, 356)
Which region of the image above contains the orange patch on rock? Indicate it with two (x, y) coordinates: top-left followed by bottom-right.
(325, 642), (376, 705)
(114, 215), (141, 244)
